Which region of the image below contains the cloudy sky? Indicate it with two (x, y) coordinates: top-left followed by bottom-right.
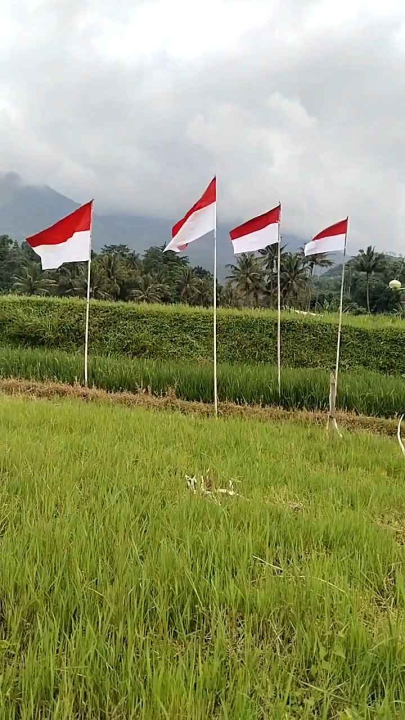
(1, 0), (404, 251)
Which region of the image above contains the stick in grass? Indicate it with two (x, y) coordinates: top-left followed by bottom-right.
(328, 371), (342, 438)
(397, 415), (405, 456)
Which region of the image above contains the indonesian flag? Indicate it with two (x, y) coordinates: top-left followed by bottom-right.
(304, 218), (348, 257)
(26, 201), (93, 270)
(164, 178), (216, 253)
(230, 204), (281, 255)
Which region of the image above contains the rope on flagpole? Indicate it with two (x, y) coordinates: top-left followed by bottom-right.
(84, 200), (94, 387)
(213, 179), (218, 418)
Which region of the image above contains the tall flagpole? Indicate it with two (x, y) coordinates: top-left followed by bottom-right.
(277, 205), (281, 403)
(334, 217), (349, 402)
(84, 200), (94, 387)
(213, 178), (218, 417)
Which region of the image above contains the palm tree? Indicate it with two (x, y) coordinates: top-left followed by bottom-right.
(58, 264), (112, 300)
(97, 254), (124, 300)
(354, 246), (385, 312)
(176, 267), (201, 304)
(259, 243), (287, 307)
(226, 254), (265, 307)
(13, 262), (56, 296)
(220, 282), (244, 308)
(194, 277), (213, 307)
(57, 264), (85, 296)
(298, 247), (333, 310)
(129, 274), (169, 304)
(259, 243), (287, 273)
(301, 249), (333, 277)
(280, 253), (309, 306)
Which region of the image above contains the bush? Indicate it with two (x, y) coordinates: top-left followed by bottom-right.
(1, 295), (405, 375)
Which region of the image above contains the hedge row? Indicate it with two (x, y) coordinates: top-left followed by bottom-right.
(1, 295), (405, 375)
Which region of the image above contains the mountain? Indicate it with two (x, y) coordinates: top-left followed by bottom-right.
(0, 171), (304, 277)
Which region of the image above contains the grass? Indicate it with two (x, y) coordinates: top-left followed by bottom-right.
(1, 345), (405, 418)
(0, 396), (405, 717)
(3, 295), (405, 374)
(2, 293), (405, 329)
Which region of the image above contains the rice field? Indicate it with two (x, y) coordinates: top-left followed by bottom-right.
(1, 345), (405, 418)
(0, 395), (404, 718)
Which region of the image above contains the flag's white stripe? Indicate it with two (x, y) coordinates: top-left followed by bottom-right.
(232, 223), (279, 255)
(166, 203), (216, 252)
(33, 230), (91, 270)
(304, 233), (346, 257)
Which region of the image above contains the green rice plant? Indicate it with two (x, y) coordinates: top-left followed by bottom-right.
(1, 345), (405, 418)
(0, 396), (404, 717)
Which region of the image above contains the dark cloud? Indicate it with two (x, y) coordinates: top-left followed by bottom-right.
(1, 0), (404, 252)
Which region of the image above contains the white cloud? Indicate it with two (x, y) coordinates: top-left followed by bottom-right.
(1, 0), (405, 253)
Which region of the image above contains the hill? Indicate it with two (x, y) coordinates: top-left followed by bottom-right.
(0, 171), (304, 276)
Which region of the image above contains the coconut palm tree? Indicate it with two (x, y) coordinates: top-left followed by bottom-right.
(259, 243), (287, 307)
(301, 250), (333, 277)
(259, 243), (287, 273)
(13, 262), (56, 296)
(57, 264), (85, 297)
(220, 282), (244, 308)
(298, 248), (333, 309)
(97, 253), (125, 300)
(129, 274), (169, 304)
(194, 277), (213, 307)
(58, 263), (112, 300)
(280, 253), (309, 306)
(353, 246), (386, 313)
(176, 267), (201, 304)
(226, 254), (265, 307)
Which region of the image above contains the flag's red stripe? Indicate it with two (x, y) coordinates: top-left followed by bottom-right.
(230, 205), (281, 241)
(26, 201), (93, 248)
(313, 218), (348, 242)
(172, 178), (216, 239)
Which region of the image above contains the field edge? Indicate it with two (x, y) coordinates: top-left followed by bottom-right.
(0, 376), (401, 438)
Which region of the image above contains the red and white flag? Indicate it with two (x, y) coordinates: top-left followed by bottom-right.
(26, 201), (93, 270)
(165, 178), (216, 253)
(304, 218), (348, 257)
(230, 205), (281, 255)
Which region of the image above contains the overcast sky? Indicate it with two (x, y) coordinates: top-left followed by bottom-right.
(1, 0), (404, 252)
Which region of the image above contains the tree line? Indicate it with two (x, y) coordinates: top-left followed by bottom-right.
(0, 234), (403, 313)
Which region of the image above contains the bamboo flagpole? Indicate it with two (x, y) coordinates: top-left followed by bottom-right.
(334, 218), (349, 402)
(229, 203), (282, 399)
(304, 216), (349, 417)
(163, 178), (217, 409)
(84, 200), (94, 387)
(213, 183), (218, 418)
(25, 200), (94, 385)
(277, 214), (282, 402)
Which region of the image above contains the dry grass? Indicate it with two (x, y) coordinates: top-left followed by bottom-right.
(0, 377), (400, 437)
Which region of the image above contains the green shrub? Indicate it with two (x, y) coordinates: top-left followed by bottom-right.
(1, 295), (405, 375)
